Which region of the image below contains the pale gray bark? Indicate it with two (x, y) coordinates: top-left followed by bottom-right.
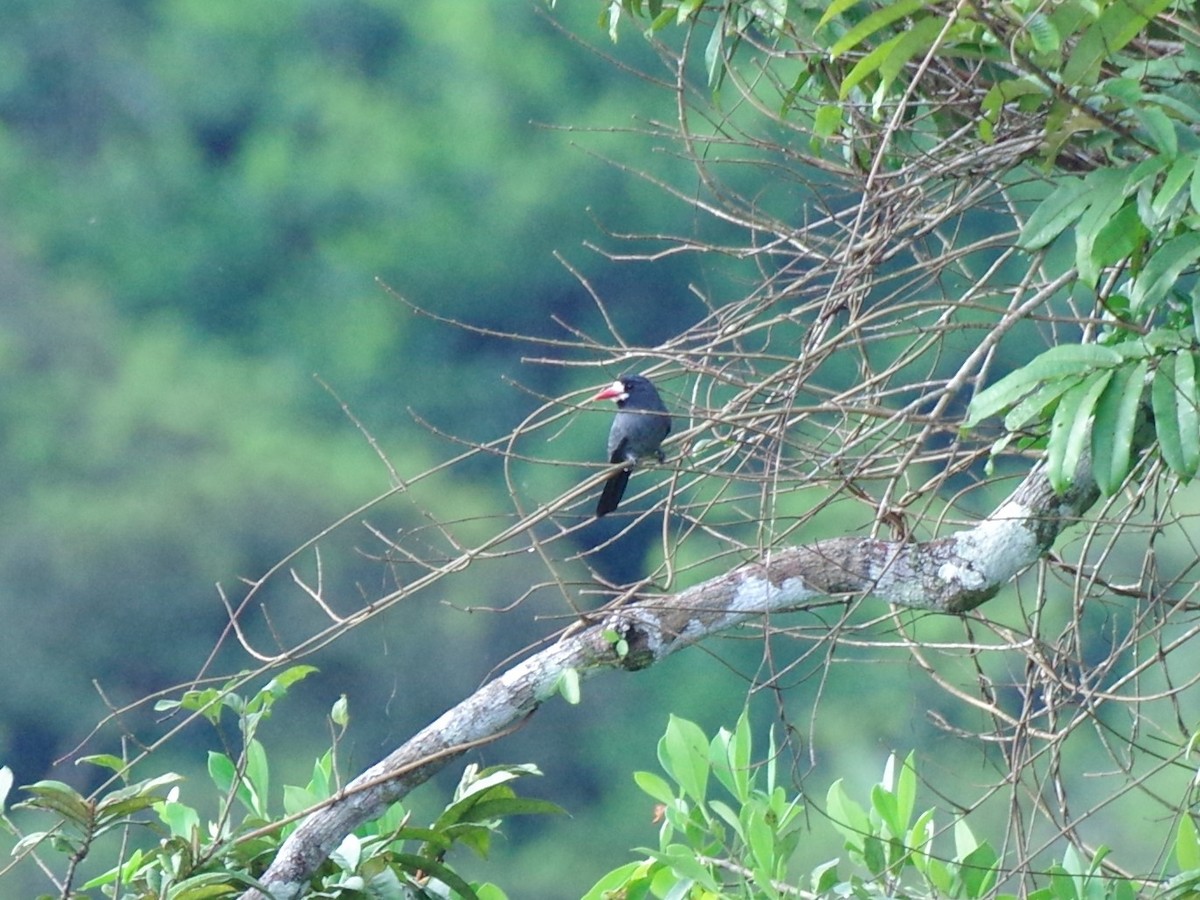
(243, 459), (1098, 900)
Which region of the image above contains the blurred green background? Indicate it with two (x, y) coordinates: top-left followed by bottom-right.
(0, 2), (782, 894)
(0, 2), (1184, 897)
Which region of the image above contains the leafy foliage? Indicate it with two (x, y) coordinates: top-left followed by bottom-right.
(584, 714), (1170, 899)
(2, 668), (559, 898)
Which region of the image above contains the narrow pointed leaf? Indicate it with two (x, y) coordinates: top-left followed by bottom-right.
(964, 344), (1122, 429)
(1018, 178), (1089, 249)
(1048, 371), (1113, 494)
(1132, 232), (1200, 314)
(1092, 359), (1149, 495)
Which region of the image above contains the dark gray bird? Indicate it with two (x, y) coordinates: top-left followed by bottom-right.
(592, 373), (671, 517)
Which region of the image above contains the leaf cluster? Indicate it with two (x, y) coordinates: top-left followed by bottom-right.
(582, 714), (1190, 899)
(2, 668), (560, 899)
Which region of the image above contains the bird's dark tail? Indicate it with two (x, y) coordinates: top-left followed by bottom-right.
(595, 469), (630, 517)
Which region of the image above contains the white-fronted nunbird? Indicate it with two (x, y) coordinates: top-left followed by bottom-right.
(591, 373), (671, 518)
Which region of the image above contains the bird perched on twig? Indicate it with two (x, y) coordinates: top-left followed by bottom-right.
(592, 373), (671, 518)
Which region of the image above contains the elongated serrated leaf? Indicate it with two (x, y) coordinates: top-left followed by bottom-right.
(1047, 371), (1111, 493)
(1095, 0), (1172, 55)
(817, 0), (865, 30)
(1075, 167), (1149, 287)
(98, 773), (184, 812)
(1153, 156), (1196, 221)
(1018, 178), (1089, 250)
(1025, 12), (1060, 55)
(1092, 358), (1149, 495)
(964, 344), (1123, 429)
(839, 16), (943, 100)
(1153, 352), (1200, 478)
(1090, 202), (1145, 272)
(1001, 375), (1085, 431)
(829, 0), (928, 58)
(1153, 357), (1183, 475)
(1063, 0), (1171, 86)
(1132, 232), (1200, 315)
(1134, 104), (1177, 157)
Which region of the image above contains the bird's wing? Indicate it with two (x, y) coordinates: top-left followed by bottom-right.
(608, 435), (630, 465)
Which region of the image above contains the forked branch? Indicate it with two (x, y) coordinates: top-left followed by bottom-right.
(244, 453), (1100, 900)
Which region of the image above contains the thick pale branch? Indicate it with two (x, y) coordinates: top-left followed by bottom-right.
(244, 459), (1098, 900)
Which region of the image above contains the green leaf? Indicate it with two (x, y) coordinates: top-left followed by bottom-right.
(1047, 371), (1113, 493)
(1025, 12), (1061, 55)
(1063, 0), (1171, 86)
(1076, 166), (1157, 288)
(813, 103), (844, 142)
(658, 715), (710, 803)
(1018, 178), (1089, 249)
(207, 752), (237, 795)
(557, 667), (581, 705)
(704, 11), (726, 88)
(1134, 105), (1177, 157)
(0, 766), (12, 814)
(960, 840), (1000, 898)
(716, 708), (753, 802)
(964, 344), (1123, 429)
(895, 752), (917, 838)
(829, 0), (928, 58)
(826, 780), (870, 851)
(1090, 202), (1146, 272)
(77, 754), (128, 774)
(1153, 156), (1196, 222)
(1179, 818), (1200, 881)
(449, 796), (565, 825)
(817, 0), (865, 30)
(1001, 375), (1086, 432)
(870, 783), (901, 839)
(243, 739), (269, 815)
(839, 16), (944, 100)
(392, 852), (480, 900)
(18, 781), (93, 826)
(157, 799), (201, 840)
(634, 770), (675, 804)
(1131, 232), (1200, 315)
(1091, 358), (1149, 495)
(741, 798), (776, 875)
(1152, 352), (1200, 479)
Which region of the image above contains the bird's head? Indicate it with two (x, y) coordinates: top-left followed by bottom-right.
(591, 378), (630, 403)
(591, 373), (652, 405)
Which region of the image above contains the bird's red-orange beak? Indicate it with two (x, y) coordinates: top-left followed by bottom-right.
(591, 380), (626, 402)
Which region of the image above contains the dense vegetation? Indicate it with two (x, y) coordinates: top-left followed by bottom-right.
(5, 1), (1200, 898)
